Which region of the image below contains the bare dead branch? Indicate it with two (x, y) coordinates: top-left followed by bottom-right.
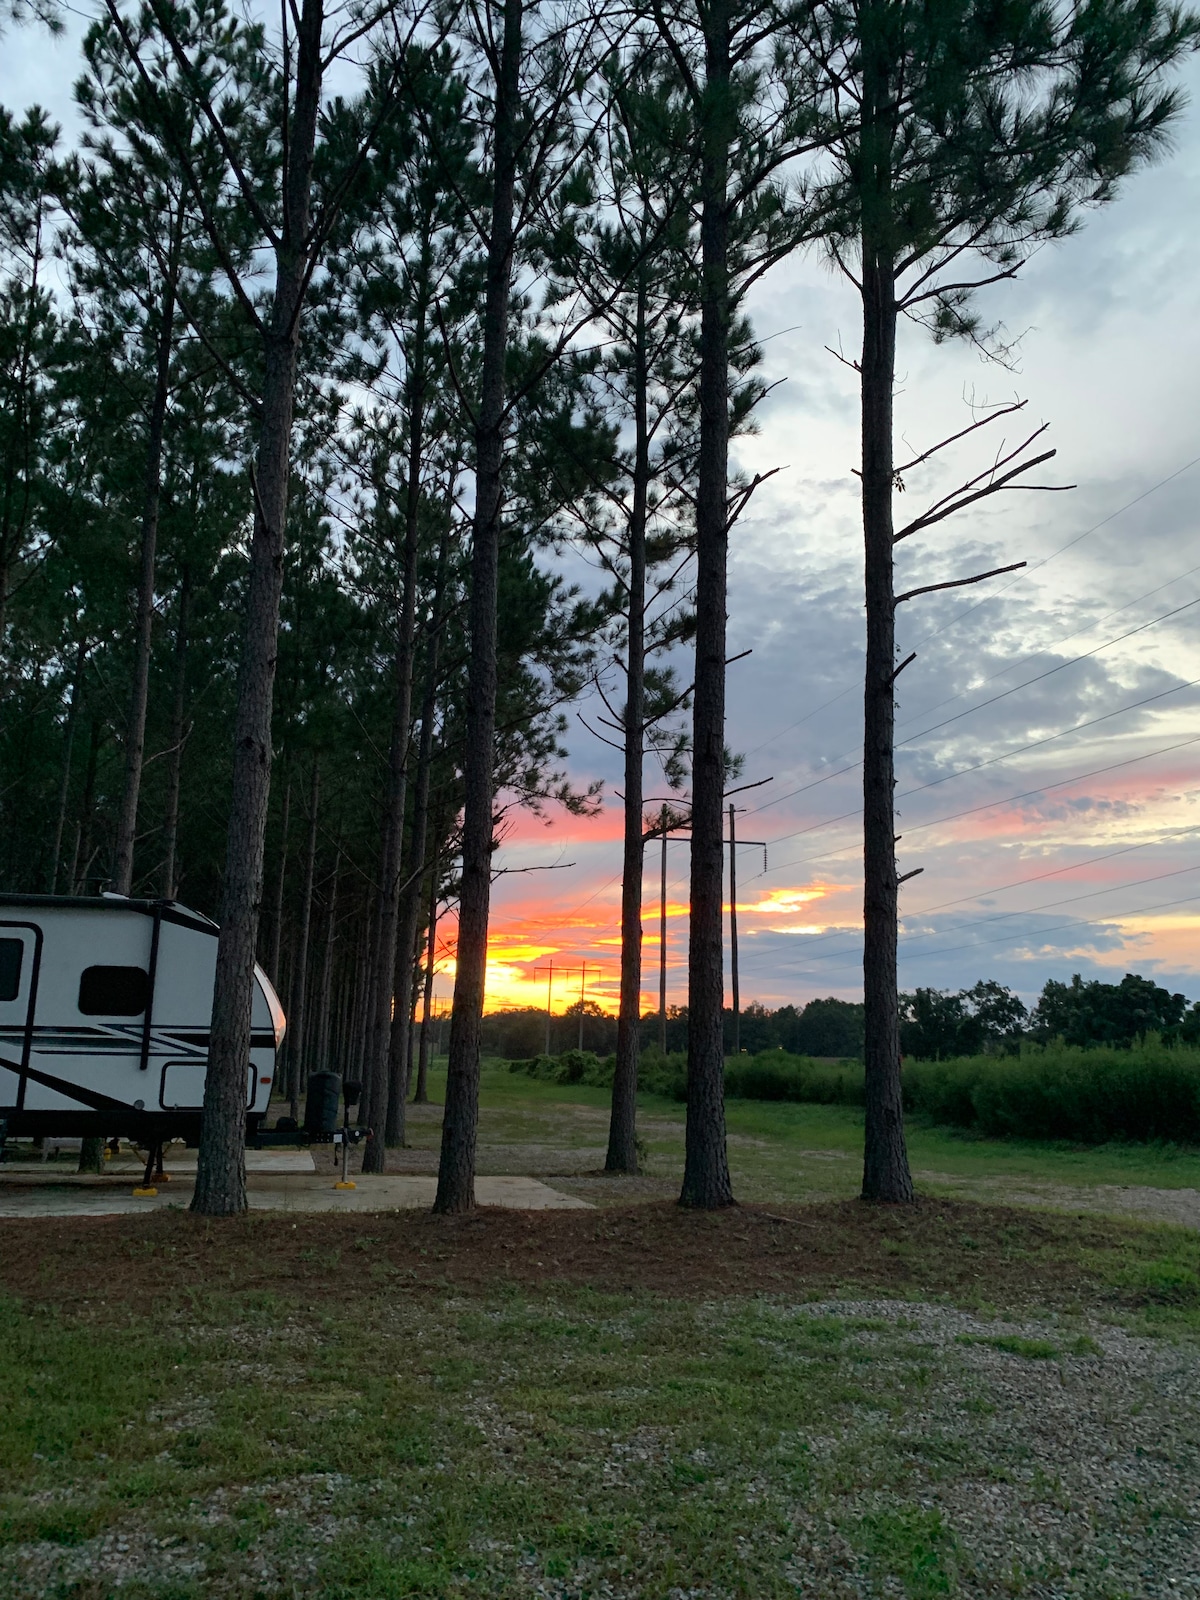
(893, 399), (1027, 477)
(895, 561), (1026, 606)
(894, 448), (1061, 544)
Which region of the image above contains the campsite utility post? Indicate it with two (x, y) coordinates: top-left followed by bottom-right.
(642, 804), (693, 1052)
(726, 805), (767, 1058)
(535, 959), (554, 1054)
(659, 819), (667, 1051)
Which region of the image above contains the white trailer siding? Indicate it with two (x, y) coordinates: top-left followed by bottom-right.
(0, 896), (285, 1140)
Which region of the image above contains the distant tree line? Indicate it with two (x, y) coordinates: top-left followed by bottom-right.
(479, 996), (868, 1061)
(899, 973), (1200, 1060)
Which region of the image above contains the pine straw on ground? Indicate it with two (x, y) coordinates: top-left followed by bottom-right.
(0, 1196), (1185, 1314)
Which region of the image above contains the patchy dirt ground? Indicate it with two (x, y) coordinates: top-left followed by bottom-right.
(919, 1167), (1200, 1230)
(0, 1197), (1186, 1311)
(2, 1200), (1198, 1597)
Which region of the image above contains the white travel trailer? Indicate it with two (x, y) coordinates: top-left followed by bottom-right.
(0, 893), (285, 1146)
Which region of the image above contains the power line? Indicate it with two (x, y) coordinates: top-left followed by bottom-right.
(743, 586), (1200, 823)
(896, 591), (1200, 750)
(749, 730), (1200, 874)
(737, 452), (1200, 770)
(890, 550), (1200, 735)
(900, 822), (1200, 921)
(738, 859), (1200, 973)
(742, 888), (1200, 977)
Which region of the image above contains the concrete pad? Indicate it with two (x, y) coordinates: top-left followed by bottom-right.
(0, 1171), (592, 1218)
(0, 1149), (317, 1182)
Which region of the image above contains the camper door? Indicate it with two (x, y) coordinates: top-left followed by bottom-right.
(0, 922), (41, 1111)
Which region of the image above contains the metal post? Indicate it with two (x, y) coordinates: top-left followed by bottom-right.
(659, 805), (668, 1051)
(545, 958), (553, 1055)
(729, 802), (739, 1058)
(578, 961), (586, 1051)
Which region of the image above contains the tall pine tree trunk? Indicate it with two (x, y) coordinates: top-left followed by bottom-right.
(434, 0), (522, 1214)
(49, 638), (87, 893)
(314, 852), (338, 1072)
(415, 871), (438, 1103)
(268, 770), (290, 988)
(112, 201), (183, 896)
(193, 0), (324, 1217)
(859, 15), (913, 1204)
(288, 759), (319, 1121)
(386, 510), (446, 1143)
(680, 3), (734, 1209)
(607, 281), (650, 1176)
(161, 564), (191, 899)
(361, 616), (410, 1164)
(365, 304), (428, 1163)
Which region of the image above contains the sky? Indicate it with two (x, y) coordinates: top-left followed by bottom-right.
(8, 16), (1200, 1020)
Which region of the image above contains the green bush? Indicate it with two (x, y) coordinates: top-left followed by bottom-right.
(506, 1038), (1200, 1146)
(902, 1037), (1200, 1143)
(723, 1051), (865, 1106)
(638, 1049), (688, 1100)
(504, 1050), (615, 1087)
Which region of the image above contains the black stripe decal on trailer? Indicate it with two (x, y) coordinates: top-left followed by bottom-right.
(0, 1052), (127, 1112)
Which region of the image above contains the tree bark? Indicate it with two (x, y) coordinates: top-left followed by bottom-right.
(73, 716), (102, 894)
(288, 759), (319, 1121)
(49, 638), (87, 894)
(859, 11), (914, 1204)
(415, 872), (438, 1103)
(268, 769), (290, 988)
(386, 510), (447, 1142)
(112, 200), (183, 897)
(360, 616), (408, 1165)
(366, 299), (429, 1163)
(680, 1), (735, 1209)
(314, 851), (339, 1073)
(77, 1136), (103, 1174)
(433, 0), (523, 1215)
(607, 281), (650, 1176)
(193, 0), (324, 1217)
(161, 563), (191, 899)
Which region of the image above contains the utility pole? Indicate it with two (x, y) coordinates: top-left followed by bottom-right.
(533, 960), (609, 1055)
(725, 805), (767, 1060)
(642, 802), (692, 1053)
(642, 781), (771, 1059)
(729, 803), (739, 1057)
(659, 807), (668, 1051)
(533, 959), (554, 1055)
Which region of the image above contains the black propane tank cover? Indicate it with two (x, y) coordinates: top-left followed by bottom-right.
(303, 1071), (342, 1136)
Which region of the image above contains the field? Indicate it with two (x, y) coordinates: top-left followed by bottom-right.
(3, 1066), (1200, 1598)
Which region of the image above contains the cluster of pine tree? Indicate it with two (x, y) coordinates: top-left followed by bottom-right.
(0, 0), (1194, 1213)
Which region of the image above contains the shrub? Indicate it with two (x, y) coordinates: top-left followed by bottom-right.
(504, 1050), (615, 1088)
(724, 1051), (864, 1106)
(902, 1038), (1200, 1144)
(635, 1049), (687, 1100)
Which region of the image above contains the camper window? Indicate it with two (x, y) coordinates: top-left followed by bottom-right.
(79, 965), (149, 1016)
(0, 939), (22, 1002)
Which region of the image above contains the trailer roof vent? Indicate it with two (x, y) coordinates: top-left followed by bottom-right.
(79, 965), (149, 1016)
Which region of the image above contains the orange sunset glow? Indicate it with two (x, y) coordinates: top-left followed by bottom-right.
(426, 836), (869, 1013)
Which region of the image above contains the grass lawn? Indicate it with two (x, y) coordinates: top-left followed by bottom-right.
(3, 1069), (1200, 1598)
(421, 1062), (1200, 1204)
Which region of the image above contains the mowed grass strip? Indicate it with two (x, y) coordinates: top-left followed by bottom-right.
(0, 1196), (1196, 1308)
(1, 1200), (1199, 1598)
